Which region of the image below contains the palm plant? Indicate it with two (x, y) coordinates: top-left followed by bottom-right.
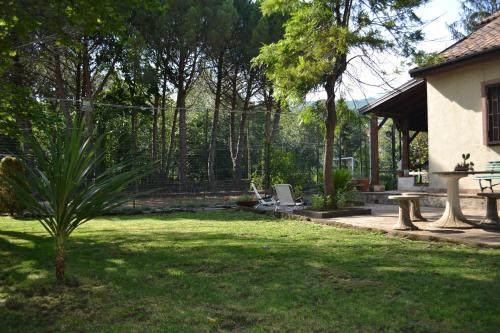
(4, 122), (150, 283)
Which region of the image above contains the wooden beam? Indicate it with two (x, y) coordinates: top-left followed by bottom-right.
(370, 114), (379, 188)
(409, 131), (420, 144)
(377, 117), (388, 130)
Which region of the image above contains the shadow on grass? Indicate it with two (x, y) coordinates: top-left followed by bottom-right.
(1, 213), (499, 332)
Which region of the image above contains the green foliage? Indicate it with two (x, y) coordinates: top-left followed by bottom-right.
(5, 122), (150, 282)
(413, 51), (445, 67)
(0, 156), (26, 216)
(448, 0), (500, 39)
(255, 0), (429, 101)
(456, 153), (475, 171)
(310, 194), (332, 211)
(236, 193), (254, 202)
(333, 168), (355, 208)
(333, 168), (352, 194)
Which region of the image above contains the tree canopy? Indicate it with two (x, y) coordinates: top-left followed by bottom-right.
(255, 0), (428, 206)
(448, 0), (500, 39)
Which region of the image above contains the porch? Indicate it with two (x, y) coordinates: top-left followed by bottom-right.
(359, 78), (428, 191)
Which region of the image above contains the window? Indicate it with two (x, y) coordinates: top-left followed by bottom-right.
(486, 83), (500, 145)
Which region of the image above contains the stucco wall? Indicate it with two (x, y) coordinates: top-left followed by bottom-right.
(426, 57), (500, 191)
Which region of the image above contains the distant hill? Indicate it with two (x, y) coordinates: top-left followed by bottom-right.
(346, 97), (377, 110)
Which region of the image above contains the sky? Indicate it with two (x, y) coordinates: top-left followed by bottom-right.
(307, 0), (462, 103)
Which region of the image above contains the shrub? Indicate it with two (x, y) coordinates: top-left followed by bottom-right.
(310, 194), (332, 211)
(0, 156), (26, 216)
(333, 168), (352, 193)
(333, 169), (356, 208)
(6, 122), (149, 282)
(237, 194), (254, 202)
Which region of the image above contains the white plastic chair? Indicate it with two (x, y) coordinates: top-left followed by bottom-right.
(251, 183), (276, 208)
(272, 184), (304, 212)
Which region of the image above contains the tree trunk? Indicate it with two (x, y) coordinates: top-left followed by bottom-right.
(207, 52), (225, 191)
(263, 88), (273, 190)
(229, 68), (238, 165)
(55, 238), (65, 283)
(53, 46), (72, 132)
(166, 106), (179, 179)
(270, 101), (282, 143)
(152, 56), (161, 167)
(75, 51), (82, 120)
(232, 72), (254, 188)
(81, 37), (94, 138)
(324, 77), (337, 208)
(160, 70), (168, 174)
(152, 95), (159, 165)
(177, 90), (187, 186)
(338, 127), (342, 168)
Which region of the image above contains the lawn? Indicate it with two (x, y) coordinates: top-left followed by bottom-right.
(0, 210), (499, 333)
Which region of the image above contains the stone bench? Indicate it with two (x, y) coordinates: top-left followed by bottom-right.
(388, 195), (420, 231)
(402, 192), (428, 222)
(476, 193), (500, 229)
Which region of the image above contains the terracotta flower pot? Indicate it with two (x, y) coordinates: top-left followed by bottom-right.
(236, 200), (258, 207)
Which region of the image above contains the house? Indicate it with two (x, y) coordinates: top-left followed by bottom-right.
(361, 11), (500, 193)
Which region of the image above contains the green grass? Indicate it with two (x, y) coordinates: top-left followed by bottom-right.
(0, 210), (499, 333)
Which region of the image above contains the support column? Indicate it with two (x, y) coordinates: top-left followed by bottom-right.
(401, 119), (410, 171)
(370, 114), (379, 188)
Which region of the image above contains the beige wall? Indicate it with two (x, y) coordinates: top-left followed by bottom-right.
(426, 57), (500, 191)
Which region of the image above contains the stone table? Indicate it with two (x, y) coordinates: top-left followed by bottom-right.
(431, 171), (474, 228)
(388, 195), (420, 230)
(402, 192), (428, 222)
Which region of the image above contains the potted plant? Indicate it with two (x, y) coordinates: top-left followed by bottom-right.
(454, 153), (474, 172)
(235, 194), (258, 207)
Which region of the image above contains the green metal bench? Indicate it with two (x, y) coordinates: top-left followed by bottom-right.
(473, 161), (500, 192)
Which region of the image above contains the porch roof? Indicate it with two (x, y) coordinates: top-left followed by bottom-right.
(358, 79), (427, 132)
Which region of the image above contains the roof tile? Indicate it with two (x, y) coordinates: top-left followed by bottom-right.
(440, 11), (500, 61)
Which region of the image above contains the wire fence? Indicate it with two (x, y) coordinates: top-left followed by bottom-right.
(1, 98), (371, 201)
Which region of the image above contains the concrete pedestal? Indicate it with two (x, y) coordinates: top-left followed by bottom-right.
(430, 174), (474, 229)
(477, 193), (500, 229)
(403, 193), (427, 222)
(388, 195), (419, 230)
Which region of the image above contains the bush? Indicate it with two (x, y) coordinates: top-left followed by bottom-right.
(236, 194), (254, 202)
(333, 169), (356, 208)
(333, 168), (352, 193)
(0, 156), (26, 216)
(310, 194), (332, 211)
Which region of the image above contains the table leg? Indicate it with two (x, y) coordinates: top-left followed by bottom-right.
(410, 199), (427, 222)
(430, 175), (474, 229)
(478, 197), (500, 229)
(393, 200), (419, 230)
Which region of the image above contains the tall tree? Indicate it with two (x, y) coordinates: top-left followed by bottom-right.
(255, 0), (427, 207)
(225, 0), (264, 187)
(205, 0), (239, 190)
(449, 0), (499, 39)
(163, 0), (205, 185)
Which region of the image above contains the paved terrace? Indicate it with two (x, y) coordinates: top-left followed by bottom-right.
(279, 204), (500, 249)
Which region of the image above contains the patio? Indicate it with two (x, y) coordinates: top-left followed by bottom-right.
(297, 204), (500, 248)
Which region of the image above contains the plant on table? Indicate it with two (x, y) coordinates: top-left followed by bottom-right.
(5, 122), (149, 283)
(454, 153), (474, 171)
